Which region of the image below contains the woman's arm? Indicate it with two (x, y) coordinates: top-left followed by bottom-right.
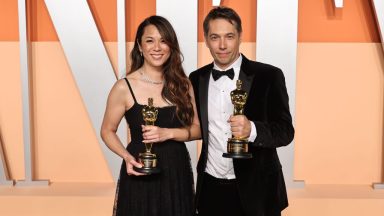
(142, 82), (201, 143)
(100, 79), (144, 176)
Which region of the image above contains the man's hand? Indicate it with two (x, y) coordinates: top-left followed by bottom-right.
(228, 115), (251, 138)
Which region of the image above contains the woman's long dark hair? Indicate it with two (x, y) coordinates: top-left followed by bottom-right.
(128, 16), (194, 126)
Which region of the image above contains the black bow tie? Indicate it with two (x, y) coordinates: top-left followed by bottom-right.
(211, 68), (235, 81)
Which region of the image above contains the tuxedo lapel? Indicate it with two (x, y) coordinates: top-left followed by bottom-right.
(239, 55), (255, 98)
(197, 56), (254, 143)
(198, 66), (212, 144)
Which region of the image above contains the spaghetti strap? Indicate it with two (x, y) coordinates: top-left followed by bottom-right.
(124, 78), (137, 103)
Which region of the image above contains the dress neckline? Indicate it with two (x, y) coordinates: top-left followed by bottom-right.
(132, 101), (176, 109)
(126, 101), (176, 112)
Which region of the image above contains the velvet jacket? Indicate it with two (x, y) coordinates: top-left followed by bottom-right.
(189, 55), (294, 216)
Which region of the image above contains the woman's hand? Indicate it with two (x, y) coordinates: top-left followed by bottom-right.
(142, 125), (172, 143)
(124, 155), (146, 176)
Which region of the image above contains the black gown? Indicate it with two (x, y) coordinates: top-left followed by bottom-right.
(113, 78), (194, 216)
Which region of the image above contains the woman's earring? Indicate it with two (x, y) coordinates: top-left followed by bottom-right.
(140, 51), (143, 57)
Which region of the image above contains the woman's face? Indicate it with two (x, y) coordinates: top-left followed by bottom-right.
(139, 24), (171, 69)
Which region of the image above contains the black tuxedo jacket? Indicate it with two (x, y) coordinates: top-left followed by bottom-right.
(189, 55), (294, 216)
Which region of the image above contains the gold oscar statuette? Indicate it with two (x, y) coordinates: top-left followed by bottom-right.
(222, 80), (253, 159)
(133, 98), (161, 174)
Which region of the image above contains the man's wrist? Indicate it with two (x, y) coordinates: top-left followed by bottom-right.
(248, 121), (257, 142)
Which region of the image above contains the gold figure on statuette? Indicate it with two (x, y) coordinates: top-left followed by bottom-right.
(133, 98), (161, 174)
(223, 80), (252, 159)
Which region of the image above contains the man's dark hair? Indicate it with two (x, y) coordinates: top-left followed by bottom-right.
(203, 7), (242, 36)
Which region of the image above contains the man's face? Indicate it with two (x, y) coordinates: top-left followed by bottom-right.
(205, 18), (242, 70)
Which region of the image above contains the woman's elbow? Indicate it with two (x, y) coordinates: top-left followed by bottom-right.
(100, 128), (107, 142)
(100, 126), (114, 142)
(191, 125), (202, 140)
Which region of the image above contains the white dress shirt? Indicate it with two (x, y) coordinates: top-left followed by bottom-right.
(205, 54), (257, 179)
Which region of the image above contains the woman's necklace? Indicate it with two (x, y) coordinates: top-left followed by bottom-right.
(139, 69), (164, 85)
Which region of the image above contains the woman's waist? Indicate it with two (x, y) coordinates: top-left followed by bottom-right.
(126, 140), (187, 152)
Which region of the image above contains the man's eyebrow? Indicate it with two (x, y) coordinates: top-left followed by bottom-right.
(208, 33), (219, 37)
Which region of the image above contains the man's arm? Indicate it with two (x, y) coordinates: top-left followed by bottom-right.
(251, 68), (294, 148)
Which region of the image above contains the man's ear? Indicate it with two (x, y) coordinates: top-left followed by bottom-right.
(239, 32), (242, 43)
(204, 35), (208, 48)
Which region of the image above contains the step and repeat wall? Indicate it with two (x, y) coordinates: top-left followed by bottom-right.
(0, 0), (383, 188)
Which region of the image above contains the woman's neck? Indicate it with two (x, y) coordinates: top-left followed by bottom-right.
(142, 64), (164, 79)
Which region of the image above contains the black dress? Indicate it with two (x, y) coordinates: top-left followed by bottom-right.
(113, 78), (194, 216)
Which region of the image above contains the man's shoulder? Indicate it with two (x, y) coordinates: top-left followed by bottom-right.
(189, 63), (213, 79)
(243, 58), (284, 80)
(245, 58), (282, 73)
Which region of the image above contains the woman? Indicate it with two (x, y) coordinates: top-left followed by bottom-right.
(100, 16), (201, 216)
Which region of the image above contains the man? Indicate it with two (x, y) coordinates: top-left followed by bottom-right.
(189, 7), (294, 216)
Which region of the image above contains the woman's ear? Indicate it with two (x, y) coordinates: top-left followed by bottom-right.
(137, 40), (142, 52)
